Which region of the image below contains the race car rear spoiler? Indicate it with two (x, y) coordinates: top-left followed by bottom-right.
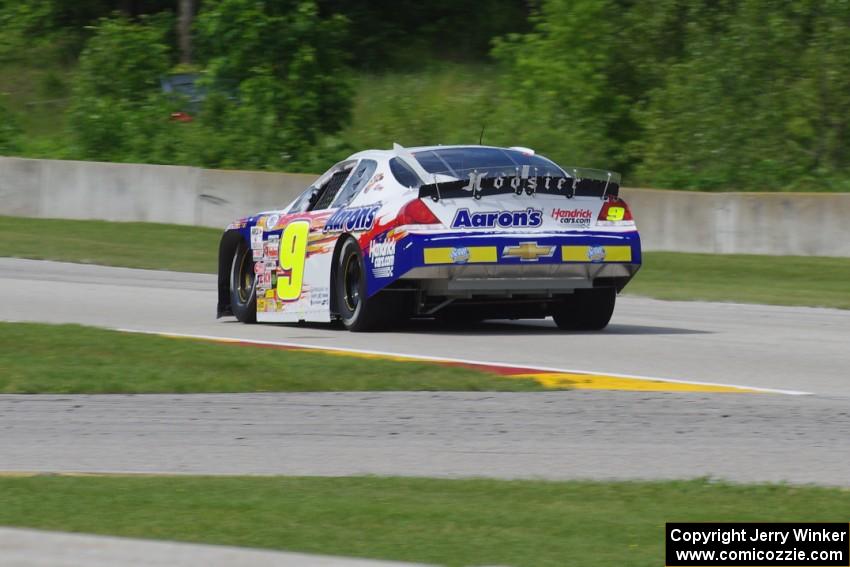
(418, 174), (619, 201)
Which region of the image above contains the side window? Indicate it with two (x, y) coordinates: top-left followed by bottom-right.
(312, 169), (352, 210)
(309, 163), (354, 211)
(332, 160), (378, 208)
(287, 185), (319, 214)
(389, 158), (421, 189)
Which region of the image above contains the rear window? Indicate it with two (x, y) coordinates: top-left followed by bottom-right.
(389, 158), (421, 189)
(413, 147), (565, 179)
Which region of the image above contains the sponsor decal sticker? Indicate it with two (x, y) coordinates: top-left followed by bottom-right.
(277, 220), (310, 301)
(323, 204), (381, 233)
(310, 287), (330, 307)
(369, 236), (396, 278)
(606, 206), (625, 222)
(502, 242), (556, 262)
(264, 214), (280, 231)
(428, 168), (580, 199)
(250, 226), (263, 249)
(459, 167), (574, 197)
(451, 207), (543, 229)
(423, 246), (498, 264)
(363, 173), (384, 193)
(551, 208), (593, 226)
(587, 245), (606, 263)
(252, 248), (263, 261)
(264, 235), (280, 261)
(450, 247), (470, 264)
(562, 245), (631, 263)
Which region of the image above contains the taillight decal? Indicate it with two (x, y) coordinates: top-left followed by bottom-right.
(606, 206), (626, 222)
(597, 198), (634, 224)
(398, 199), (441, 226)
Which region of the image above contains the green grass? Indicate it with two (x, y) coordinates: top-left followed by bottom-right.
(0, 45), (75, 157)
(3, 216), (849, 309)
(626, 252), (850, 309)
(0, 322), (543, 393)
(0, 476), (847, 567)
(0, 216), (220, 273)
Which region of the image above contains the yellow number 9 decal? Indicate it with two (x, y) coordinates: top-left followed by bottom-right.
(606, 206), (625, 221)
(277, 221), (310, 301)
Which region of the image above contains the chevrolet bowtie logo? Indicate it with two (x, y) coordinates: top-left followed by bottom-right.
(502, 242), (556, 261)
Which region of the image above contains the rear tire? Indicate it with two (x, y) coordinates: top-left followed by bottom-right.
(552, 287), (616, 331)
(229, 242), (257, 323)
(334, 238), (397, 331)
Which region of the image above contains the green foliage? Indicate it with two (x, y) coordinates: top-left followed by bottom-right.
(492, 0), (628, 170)
(74, 15), (171, 101)
(490, 0), (735, 173)
(0, 96), (20, 153)
(3, 0), (850, 191)
(191, 0), (353, 170)
(634, 0), (850, 190)
(341, 65), (500, 151)
(65, 1), (353, 170)
(0, 0), (166, 61)
(495, 0), (850, 190)
(0, 0), (53, 58)
(317, 0), (530, 69)
(68, 15), (175, 162)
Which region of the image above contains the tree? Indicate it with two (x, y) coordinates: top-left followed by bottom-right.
(177, 0), (194, 64)
(491, 0), (850, 190)
(635, 0), (850, 190)
(491, 0), (635, 171)
(68, 15), (173, 161)
(193, 0), (353, 169)
(316, 0), (530, 69)
(66, 1), (354, 170)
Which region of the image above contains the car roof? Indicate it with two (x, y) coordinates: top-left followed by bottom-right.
(347, 145), (536, 161)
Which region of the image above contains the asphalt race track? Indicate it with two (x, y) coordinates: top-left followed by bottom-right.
(1, 258), (849, 486)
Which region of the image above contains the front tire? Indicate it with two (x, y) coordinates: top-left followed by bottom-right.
(552, 287), (616, 331)
(229, 242), (257, 323)
(334, 238), (395, 331)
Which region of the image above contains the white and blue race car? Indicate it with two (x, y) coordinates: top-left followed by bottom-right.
(217, 144), (641, 331)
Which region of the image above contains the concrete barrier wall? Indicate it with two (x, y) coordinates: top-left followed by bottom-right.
(0, 156), (316, 229)
(620, 188), (850, 257)
(2, 156), (849, 257)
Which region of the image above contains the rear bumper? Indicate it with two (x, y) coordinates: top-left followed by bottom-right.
(365, 229), (641, 297)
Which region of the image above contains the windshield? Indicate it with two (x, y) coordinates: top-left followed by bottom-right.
(413, 147), (566, 179)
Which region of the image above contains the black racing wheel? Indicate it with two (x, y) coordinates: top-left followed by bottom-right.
(334, 238), (395, 331)
(229, 242), (257, 323)
(552, 287), (616, 331)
